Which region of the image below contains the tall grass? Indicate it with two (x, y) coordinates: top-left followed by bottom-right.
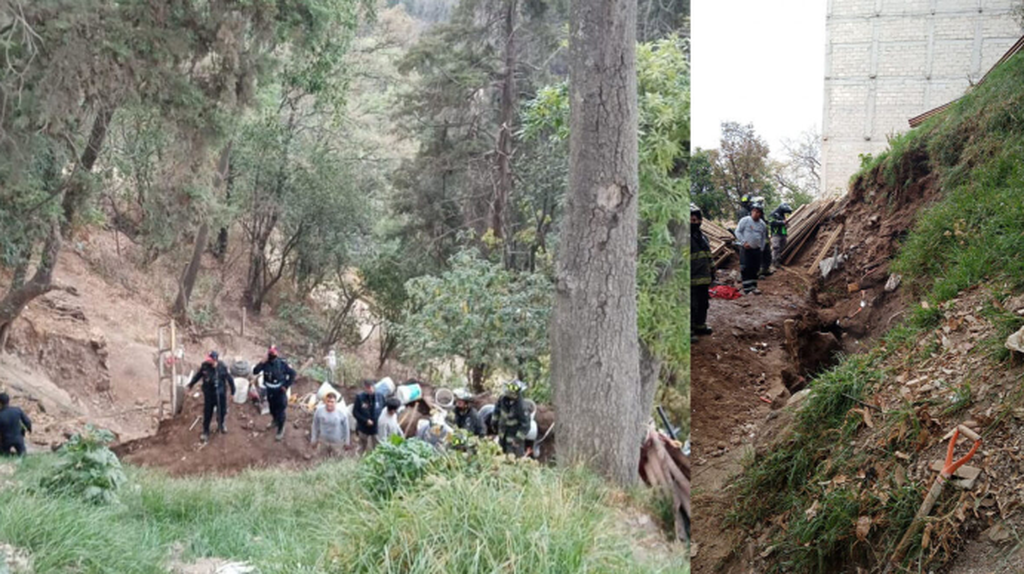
(870, 54), (1024, 302)
(0, 456), (686, 574)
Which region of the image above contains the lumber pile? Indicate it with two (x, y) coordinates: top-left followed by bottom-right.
(780, 198), (839, 265)
(639, 425), (691, 542)
(701, 219), (736, 268)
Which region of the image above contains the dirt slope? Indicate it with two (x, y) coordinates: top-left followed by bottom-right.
(690, 190), (931, 571)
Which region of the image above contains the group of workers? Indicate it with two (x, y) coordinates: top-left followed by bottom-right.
(689, 195), (793, 342)
(187, 345), (296, 443)
(186, 345), (536, 460)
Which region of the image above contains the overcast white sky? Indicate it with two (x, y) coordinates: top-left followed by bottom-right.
(691, 0), (827, 156)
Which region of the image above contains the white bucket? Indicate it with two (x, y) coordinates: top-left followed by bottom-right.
(232, 377), (250, 404)
(526, 420), (538, 441)
(434, 388), (454, 409)
(375, 377), (396, 396)
(317, 382), (341, 401)
(396, 383), (422, 405)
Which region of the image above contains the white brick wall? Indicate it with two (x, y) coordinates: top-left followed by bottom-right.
(822, 0), (1021, 195)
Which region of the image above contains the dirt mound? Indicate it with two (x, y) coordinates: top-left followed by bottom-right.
(115, 377), (332, 476)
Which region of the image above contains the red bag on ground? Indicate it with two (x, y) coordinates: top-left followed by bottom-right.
(709, 285), (742, 300)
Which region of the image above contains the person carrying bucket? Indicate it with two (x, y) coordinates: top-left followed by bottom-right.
(187, 350), (234, 443)
(353, 379), (385, 454)
(377, 397), (404, 443)
(253, 345), (296, 441)
(493, 379), (530, 457)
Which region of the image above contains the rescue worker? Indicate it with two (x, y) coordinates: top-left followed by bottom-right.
(736, 201), (768, 295)
(0, 392), (31, 457)
(310, 391), (350, 457)
(352, 379), (384, 454)
(416, 413), (450, 451)
(690, 203), (714, 342)
(377, 397), (404, 443)
(493, 379), (530, 457)
(187, 350), (234, 443)
(767, 203), (793, 273)
(450, 388), (484, 436)
(253, 345), (296, 441)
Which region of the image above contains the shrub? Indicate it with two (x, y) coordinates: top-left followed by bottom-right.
(358, 436), (440, 500)
(40, 426), (127, 505)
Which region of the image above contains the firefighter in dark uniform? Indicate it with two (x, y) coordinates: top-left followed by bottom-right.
(493, 379), (530, 457)
(253, 345), (296, 441)
(450, 388), (484, 437)
(767, 203), (793, 273)
(187, 350), (234, 443)
(690, 203), (714, 342)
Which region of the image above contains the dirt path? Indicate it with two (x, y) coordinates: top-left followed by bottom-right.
(690, 266), (813, 572)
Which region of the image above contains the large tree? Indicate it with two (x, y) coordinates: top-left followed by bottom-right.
(551, 0), (643, 485)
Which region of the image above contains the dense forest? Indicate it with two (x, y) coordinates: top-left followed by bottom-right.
(0, 0), (688, 426)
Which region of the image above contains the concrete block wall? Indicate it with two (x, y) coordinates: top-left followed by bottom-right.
(822, 0), (1021, 195)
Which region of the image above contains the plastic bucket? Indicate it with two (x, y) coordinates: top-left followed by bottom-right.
(317, 382), (341, 401)
(434, 388), (454, 409)
(396, 383), (422, 405)
(526, 420), (538, 441)
(232, 377), (250, 404)
(375, 377), (395, 396)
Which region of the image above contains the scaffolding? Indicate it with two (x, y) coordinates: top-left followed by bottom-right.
(156, 321), (185, 418)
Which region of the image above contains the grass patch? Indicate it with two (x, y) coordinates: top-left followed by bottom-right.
(0, 454), (686, 573)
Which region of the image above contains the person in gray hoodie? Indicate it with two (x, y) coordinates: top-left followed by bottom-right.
(735, 203), (768, 295)
(377, 397), (404, 444)
(310, 391), (350, 457)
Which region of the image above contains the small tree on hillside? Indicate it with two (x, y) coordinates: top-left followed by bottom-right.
(393, 249), (551, 391)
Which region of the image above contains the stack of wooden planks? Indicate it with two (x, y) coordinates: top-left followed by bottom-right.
(780, 198), (840, 265)
(639, 425), (691, 543)
(701, 219), (736, 268)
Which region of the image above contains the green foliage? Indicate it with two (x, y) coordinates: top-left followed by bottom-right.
(390, 0), (567, 266)
(689, 149), (730, 220)
(358, 436), (441, 500)
(855, 54), (1024, 304)
(1, 454), (686, 572)
(40, 426), (126, 505)
(395, 249), (553, 386)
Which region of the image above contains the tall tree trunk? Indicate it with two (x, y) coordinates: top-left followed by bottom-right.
(173, 144), (230, 322)
(492, 0), (518, 246)
(552, 0), (640, 486)
(61, 107), (115, 237)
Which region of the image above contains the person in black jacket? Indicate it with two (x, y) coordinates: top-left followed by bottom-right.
(493, 379), (530, 457)
(690, 203), (714, 342)
(0, 393), (32, 456)
(187, 351), (235, 443)
(450, 389), (484, 437)
(352, 379), (384, 454)
(253, 345), (296, 441)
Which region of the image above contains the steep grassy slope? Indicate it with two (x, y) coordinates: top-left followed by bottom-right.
(726, 53), (1024, 573)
